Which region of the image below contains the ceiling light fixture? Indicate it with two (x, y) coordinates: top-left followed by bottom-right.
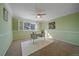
(37, 15), (41, 18)
(35, 5), (46, 19)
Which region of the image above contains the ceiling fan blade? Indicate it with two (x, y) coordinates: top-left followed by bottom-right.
(37, 13), (46, 15)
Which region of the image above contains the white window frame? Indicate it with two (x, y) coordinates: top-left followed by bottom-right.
(18, 20), (37, 31)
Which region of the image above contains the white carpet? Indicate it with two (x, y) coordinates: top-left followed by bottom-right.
(21, 37), (54, 56)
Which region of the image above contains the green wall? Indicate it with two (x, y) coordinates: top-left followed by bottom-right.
(12, 17), (18, 31)
(12, 17), (49, 40)
(0, 4), (13, 55)
(12, 17), (38, 40)
(12, 8), (79, 46)
(13, 31), (32, 40)
(48, 12), (79, 46)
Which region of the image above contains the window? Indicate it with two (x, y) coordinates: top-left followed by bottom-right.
(19, 21), (23, 30)
(24, 23), (30, 30)
(30, 24), (35, 30)
(18, 21), (37, 31)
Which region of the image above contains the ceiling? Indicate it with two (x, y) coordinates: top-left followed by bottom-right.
(7, 3), (79, 21)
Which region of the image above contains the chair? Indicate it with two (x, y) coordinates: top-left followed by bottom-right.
(31, 32), (37, 44)
(31, 30), (45, 44)
(40, 30), (45, 40)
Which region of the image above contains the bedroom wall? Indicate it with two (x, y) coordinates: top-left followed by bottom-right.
(0, 4), (13, 55)
(12, 17), (38, 40)
(11, 6), (79, 46)
(48, 12), (79, 46)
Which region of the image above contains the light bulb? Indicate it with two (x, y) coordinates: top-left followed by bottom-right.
(37, 15), (41, 18)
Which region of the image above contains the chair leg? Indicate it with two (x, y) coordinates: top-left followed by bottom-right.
(33, 39), (34, 44)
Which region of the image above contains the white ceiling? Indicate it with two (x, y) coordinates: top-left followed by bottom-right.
(8, 3), (79, 21)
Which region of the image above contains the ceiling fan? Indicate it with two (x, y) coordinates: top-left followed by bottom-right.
(35, 7), (46, 18)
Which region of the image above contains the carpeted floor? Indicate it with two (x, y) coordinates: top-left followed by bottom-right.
(5, 39), (79, 56)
